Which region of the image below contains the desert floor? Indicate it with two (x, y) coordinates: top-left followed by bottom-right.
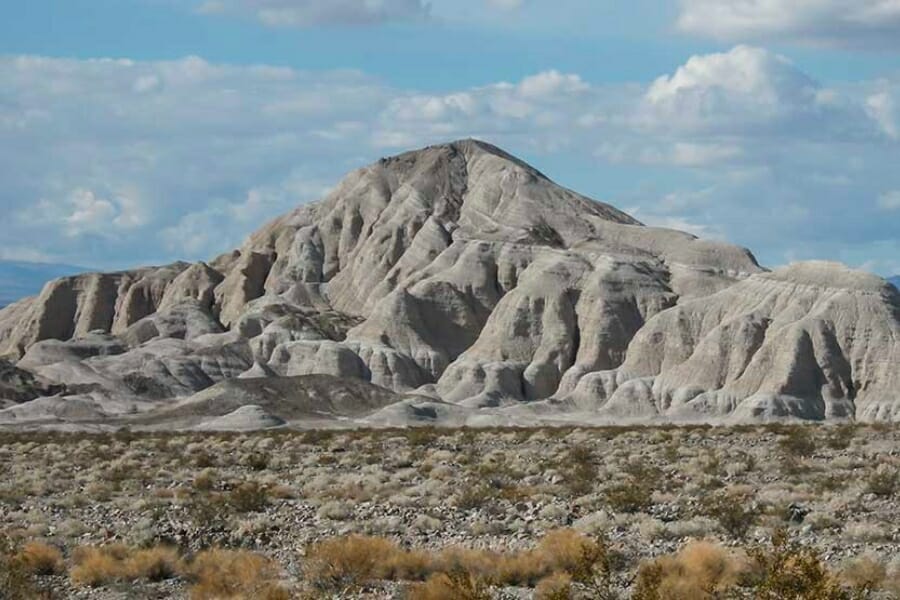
(1, 424), (899, 598)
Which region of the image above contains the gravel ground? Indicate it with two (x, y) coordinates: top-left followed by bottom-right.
(1, 424), (898, 598)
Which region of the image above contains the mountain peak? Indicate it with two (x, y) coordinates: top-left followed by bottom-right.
(1, 139), (895, 428)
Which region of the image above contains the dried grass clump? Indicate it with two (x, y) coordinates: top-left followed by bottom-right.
(70, 545), (131, 587)
(534, 572), (573, 600)
(70, 544), (183, 587)
(1, 535), (39, 598)
(187, 548), (288, 600)
(124, 546), (183, 582)
(304, 535), (400, 590)
(840, 554), (886, 593)
(18, 541), (64, 576)
(408, 571), (491, 600)
(303, 529), (610, 592)
(633, 541), (748, 600)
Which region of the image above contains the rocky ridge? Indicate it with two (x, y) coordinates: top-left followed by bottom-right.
(0, 140), (896, 428)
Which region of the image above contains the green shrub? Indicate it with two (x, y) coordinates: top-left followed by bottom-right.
(865, 466), (898, 497)
(604, 480), (651, 514)
(229, 481), (269, 513)
(701, 489), (759, 540)
(778, 428), (816, 458)
(749, 529), (852, 600)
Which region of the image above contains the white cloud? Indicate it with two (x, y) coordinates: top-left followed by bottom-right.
(374, 70), (599, 150)
(161, 177), (332, 256)
(640, 45), (840, 135)
(598, 141), (743, 167)
(517, 70), (587, 98)
(195, 0), (429, 27)
(867, 91), (898, 139)
(19, 189), (146, 238)
(0, 50), (898, 274)
(878, 190), (900, 210)
(677, 0), (900, 48)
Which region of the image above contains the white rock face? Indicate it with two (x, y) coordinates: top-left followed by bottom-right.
(0, 140), (896, 426)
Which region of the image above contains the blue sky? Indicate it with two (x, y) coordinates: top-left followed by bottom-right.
(1, 0), (899, 276)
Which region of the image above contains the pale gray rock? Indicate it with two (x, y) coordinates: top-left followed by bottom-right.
(0, 358), (65, 406)
(195, 405), (286, 431)
(136, 374), (401, 429)
(158, 262), (224, 312)
(121, 301), (224, 346)
(0, 140), (896, 427)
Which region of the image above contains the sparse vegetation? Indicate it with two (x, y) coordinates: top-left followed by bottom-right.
(779, 426), (817, 458)
(18, 540), (64, 576)
(749, 529), (851, 599)
(187, 548), (289, 599)
(0, 425), (896, 597)
(228, 480), (269, 512)
(700, 488), (759, 539)
(865, 465), (898, 497)
(632, 541), (748, 600)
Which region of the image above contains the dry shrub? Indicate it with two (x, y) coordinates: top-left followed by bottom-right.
(304, 535), (400, 590)
(188, 548), (287, 599)
(70, 544), (184, 587)
(866, 465), (899, 497)
(1, 534), (40, 598)
(433, 547), (497, 581)
(70, 545), (132, 587)
(435, 529), (608, 587)
(228, 480), (269, 513)
(408, 571), (491, 600)
(386, 548), (435, 581)
(633, 541), (748, 600)
(885, 566), (900, 598)
(19, 541), (64, 576)
(840, 555), (886, 593)
(749, 529), (850, 600)
(124, 546), (183, 582)
(479, 528), (612, 588)
(303, 530), (610, 592)
(535, 572), (573, 599)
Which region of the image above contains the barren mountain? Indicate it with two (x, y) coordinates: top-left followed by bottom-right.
(0, 140), (896, 429)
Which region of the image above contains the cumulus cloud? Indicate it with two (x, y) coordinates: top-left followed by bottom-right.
(677, 0), (900, 49)
(0, 49), (898, 274)
(0, 55), (387, 266)
(639, 45), (863, 138)
(19, 189), (146, 238)
(195, 0), (429, 26)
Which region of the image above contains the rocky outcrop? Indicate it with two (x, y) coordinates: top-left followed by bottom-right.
(562, 262), (900, 422)
(0, 140), (896, 426)
(0, 358), (65, 405)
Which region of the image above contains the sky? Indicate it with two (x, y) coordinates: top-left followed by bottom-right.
(1, 1), (899, 276)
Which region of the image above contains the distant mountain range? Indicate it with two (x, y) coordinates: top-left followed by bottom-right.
(890, 276), (900, 289)
(0, 260), (86, 308)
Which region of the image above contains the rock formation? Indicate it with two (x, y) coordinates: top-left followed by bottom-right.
(0, 140), (896, 428)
